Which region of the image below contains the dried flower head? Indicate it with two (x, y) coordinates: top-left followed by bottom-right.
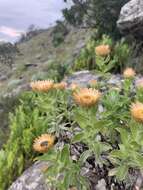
(136, 78), (143, 89)
(123, 68), (135, 78)
(95, 45), (111, 56)
(73, 88), (101, 107)
(54, 82), (67, 90)
(33, 134), (55, 153)
(131, 102), (143, 123)
(30, 80), (54, 92)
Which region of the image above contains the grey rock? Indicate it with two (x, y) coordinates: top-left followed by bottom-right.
(117, 0), (143, 38)
(64, 70), (99, 87)
(0, 75), (7, 81)
(107, 74), (122, 86)
(8, 161), (50, 190)
(96, 179), (107, 190)
(64, 70), (122, 89)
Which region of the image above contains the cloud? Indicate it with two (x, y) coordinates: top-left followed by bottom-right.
(0, 0), (70, 41)
(0, 38), (8, 42)
(0, 26), (23, 37)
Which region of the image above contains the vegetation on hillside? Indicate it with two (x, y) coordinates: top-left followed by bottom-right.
(1, 0), (143, 189)
(63, 0), (129, 38)
(0, 66), (143, 189)
(73, 35), (131, 73)
(0, 38), (139, 189)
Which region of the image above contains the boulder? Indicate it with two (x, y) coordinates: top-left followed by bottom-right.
(117, 0), (143, 39)
(8, 161), (50, 190)
(64, 70), (99, 87)
(64, 70), (122, 89)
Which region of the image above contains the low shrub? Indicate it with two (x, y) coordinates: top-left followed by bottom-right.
(1, 72), (143, 189)
(45, 61), (70, 82)
(0, 88), (73, 189)
(73, 35), (131, 74)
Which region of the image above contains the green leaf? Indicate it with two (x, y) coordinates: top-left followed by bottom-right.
(60, 145), (70, 166)
(62, 171), (72, 189)
(130, 121), (143, 143)
(116, 128), (130, 146)
(110, 149), (126, 160)
(72, 132), (84, 143)
(132, 153), (143, 168)
(116, 165), (128, 181)
(35, 149), (56, 162)
(74, 111), (88, 129)
(79, 150), (92, 164)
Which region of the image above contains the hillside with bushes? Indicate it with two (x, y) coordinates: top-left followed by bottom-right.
(1, 0), (143, 189)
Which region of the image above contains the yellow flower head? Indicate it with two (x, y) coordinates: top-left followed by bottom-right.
(33, 134), (55, 153)
(123, 68), (135, 78)
(131, 102), (143, 123)
(54, 82), (67, 90)
(70, 83), (79, 91)
(73, 88), (101, 107)
(136, 78), (143, 89)
(30, 80), (54, 92)
(95, 45), (111, 56)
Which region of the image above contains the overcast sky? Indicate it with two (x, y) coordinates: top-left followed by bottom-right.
(0, 0), (69, 42)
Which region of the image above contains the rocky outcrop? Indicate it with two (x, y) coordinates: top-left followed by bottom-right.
(117, 0), (143, 39)
(8, 161), (49, 190)
(65, 70), (99, 86)
(64, 70), (122, 89)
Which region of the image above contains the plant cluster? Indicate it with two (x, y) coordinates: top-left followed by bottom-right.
(45, 60), (70, 82)
(0, 82), (71, 189)
(2, 71), (143, 189)
(62, 0), (87, 27)
(73, 35), (131, 73)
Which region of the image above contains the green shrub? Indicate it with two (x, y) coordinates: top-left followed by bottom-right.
(73, 35), (131, 73)
(52, 21), (69, 47)
(46, 61), (70, 82)
(36, 76), (143, 189)
(31, 61), (70, 82)
(0, 96), (20, 147)
(2, 74), (143, 189)
(73, 40), (96, 71)
(63, 0), (129, 39)
(62, 0), (87, 27)
(31, 71), (49, 81)
(0, 89), (72, 189)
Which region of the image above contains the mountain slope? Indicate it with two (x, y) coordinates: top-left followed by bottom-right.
(0, 27), (91, 96)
